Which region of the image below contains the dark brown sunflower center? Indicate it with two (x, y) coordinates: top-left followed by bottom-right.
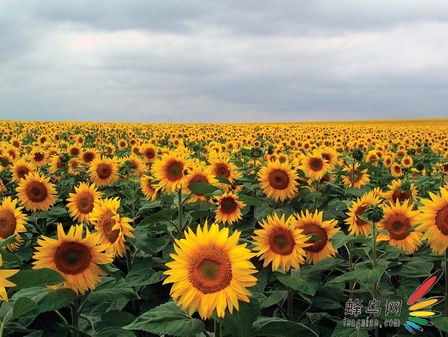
(189, 247), (232, 294)
(17, 167), (30, 179)
(435, 205), (448, 235)
(25, 181), (48, 202)
(392, 190), (411, 203)
(268, 228), (295, 255)
(302, 223), (328, 252)
(310, 158), (324, 171)
(0, 210), (17, 238)
(54, 241), (92, 275)
(268, 169), (290, 190)
(214, 164), (231, 178)
(384, 214), (411, 240)
(144, 149), (156, 159)
(83, 152), (95, 163)
(166, 160), (184, 181)
(96, 163), (112, 179)
(101, 211), (120, 243)
(220, 197), (238, 214)
(34, 153), (44, 162)
(76, 192), (95, 214)
(70, 148), (80, 156)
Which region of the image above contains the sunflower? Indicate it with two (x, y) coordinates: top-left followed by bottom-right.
(345, 191), (382, 236)
(141, 144), (158, 163)
(184, 163), (218, 202)
(320, 147), (339, 171)
(151, 151), (189, 193)
(292, 210), (339, 264)
(89, 156), (120, 187)
(67, 182), (103, 224)
(11, 158), (35, 182)
(140, 175), (158, 201)
(214, 192), (245, 225)
(32, 223), (113, 294)
(89, 197), (134, 258)
(30, 148), (47, 167)
(163, 222), (257, 319)
(300, 150), (331, 181)
(341, 162), (370, 189)
(68, 145), (82, 158)
(121, 155), (146, 176)
(208, 154), (241, 191)
(383, 179), (418, 204)
(81, 148), (98, 165)
(391, 163), (404, 178)
(377, 200), (422, 254)
(0, 196), (28, 251)
(258, 160), (299, 202)
(252, 212), (308, 272)
(401, 155), (413, 168)
(0, 255), (19, 302)
(16, 171), (57, 212)
(417, 187), (448, 254)
(67, 158), (81, 176)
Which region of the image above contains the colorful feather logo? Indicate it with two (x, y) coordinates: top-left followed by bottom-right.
(404, 269), (444, 334)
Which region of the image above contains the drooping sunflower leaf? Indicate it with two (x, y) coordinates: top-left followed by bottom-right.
(12, 297), (38, 319)
(9, 268), (65, 290)
(187, 182), (220, 195)
(277, 269), (320, 296)
(252, 316), (319, 336)
(123, 301), (204, 336)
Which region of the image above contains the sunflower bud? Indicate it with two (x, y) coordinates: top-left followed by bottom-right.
(365, 205), (384, 223)
(352, 148), (364, 161)
(415, 162), (425, 171)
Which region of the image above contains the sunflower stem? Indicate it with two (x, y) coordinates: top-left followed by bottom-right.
(214, 320), (222, 337)
(372, 221), (378, 297)
(287, 286), (294, 319)
(126, 248), (138, 315)
(71, 299), (79, 337)
(177, 188), (184, 239)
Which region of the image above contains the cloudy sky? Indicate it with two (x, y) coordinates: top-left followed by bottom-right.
(1, 1), (448, 123)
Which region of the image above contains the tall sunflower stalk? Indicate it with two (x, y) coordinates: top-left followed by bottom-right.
(365, 205), (384, 337)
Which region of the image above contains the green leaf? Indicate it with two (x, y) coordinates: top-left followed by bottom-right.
(253, 205), (274, 221)
(123, 301), (205, 336)
(432, 316), (448, 332)
(125, 259), (166, 287)
(252, 316), (319, 337)
(94, 310), (137, 337)
(329, 271), (358, 284)
(188, 182), (219, 194)
(9, 268), (65, 290)
(255, 290), (287, 309)
(88, 280), (139, 302)
(238, 194), (264, 207)
(0, 235), (18, 249)
(218, 298), (261, 337)
(330, 231), (368, 250)
(12, 297), (37, 319)
(389, 260), (434, 278)
(354, 264), (386, 289)
(11, 287), (77, 313)
(276, 269), (320, 296)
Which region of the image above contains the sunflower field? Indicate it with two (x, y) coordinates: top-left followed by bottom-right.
(0, 119), (447, 337)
